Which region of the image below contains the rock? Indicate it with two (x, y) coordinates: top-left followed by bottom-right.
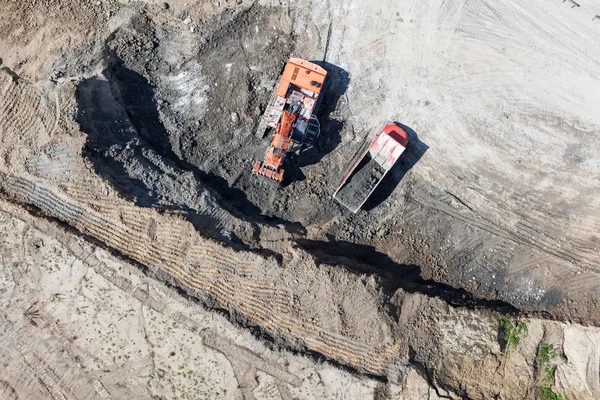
(376, 228), (388, 238)
(183, 17), (192, 25)
(230, 112), (239, 123)
(161, 2), (169, 9)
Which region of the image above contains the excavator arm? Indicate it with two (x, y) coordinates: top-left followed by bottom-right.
(252, 108), (298, 182)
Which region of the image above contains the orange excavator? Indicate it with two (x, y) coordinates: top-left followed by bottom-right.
(252, 58), (328, 182)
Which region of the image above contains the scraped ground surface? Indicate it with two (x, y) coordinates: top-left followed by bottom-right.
(0, 203), (400, 400)
(1, 0), (599, 399)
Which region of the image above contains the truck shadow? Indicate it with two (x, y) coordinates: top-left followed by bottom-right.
(363, 123), (428, 211)
(294, 61), (348, 169)
(295, 236), (519, 317)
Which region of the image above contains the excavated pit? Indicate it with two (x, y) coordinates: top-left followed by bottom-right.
(77, 3), (576, 322)
(75, 8), (518, 318)
(77, 62), (518, 316)
(95, 4), (352, 226)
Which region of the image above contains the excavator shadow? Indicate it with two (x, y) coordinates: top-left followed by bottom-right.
(293, 61), (349, 170)
(363, 123), (429, 211)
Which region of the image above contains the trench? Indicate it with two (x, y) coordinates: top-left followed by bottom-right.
(294, 238), (519, 315)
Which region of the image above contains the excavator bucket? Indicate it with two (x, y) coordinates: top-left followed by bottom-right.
(252, 161), (284, 182)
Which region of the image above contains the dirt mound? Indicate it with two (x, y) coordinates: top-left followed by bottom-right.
(172, 5), (296, 164)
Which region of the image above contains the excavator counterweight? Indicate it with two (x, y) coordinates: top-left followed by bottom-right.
(252, 58), (327, 182)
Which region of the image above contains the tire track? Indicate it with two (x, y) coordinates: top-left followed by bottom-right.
(0, 70), (58, 144)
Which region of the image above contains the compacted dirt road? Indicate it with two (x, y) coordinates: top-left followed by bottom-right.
(1, 0), (600, 399)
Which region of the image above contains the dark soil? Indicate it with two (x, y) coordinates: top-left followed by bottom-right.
(335, 156), (386, 212)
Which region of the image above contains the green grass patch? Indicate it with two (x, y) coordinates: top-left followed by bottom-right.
(499, 316), (528, 354)
(539, 386), (567, 400)
(538, 344), (558, 382)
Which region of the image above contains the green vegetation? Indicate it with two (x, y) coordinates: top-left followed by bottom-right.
(538, 344), (557, 382)
(499, 316), (528, 353)
(536, 343), (567, 400)
(539, 386), (567, 400)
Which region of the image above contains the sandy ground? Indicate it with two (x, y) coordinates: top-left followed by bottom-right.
(1, 202), (430, 400)
(1, 0), (600, 398)
(3, 198), (600, 399)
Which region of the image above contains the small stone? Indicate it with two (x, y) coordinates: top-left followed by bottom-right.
(183, 17), (192, 25)
(377, 228), (388, 238)
(95, 1), (101, 5)
(162, 2), (170, 9)
(230, 112), (239, 123)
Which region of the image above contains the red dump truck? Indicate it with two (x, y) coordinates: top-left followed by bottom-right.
(333, 123), (409, 213)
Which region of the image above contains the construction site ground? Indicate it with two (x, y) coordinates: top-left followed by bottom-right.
(1, 0), (599, 399)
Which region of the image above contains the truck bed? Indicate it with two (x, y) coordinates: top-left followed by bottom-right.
(334, 155), (386, 212)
